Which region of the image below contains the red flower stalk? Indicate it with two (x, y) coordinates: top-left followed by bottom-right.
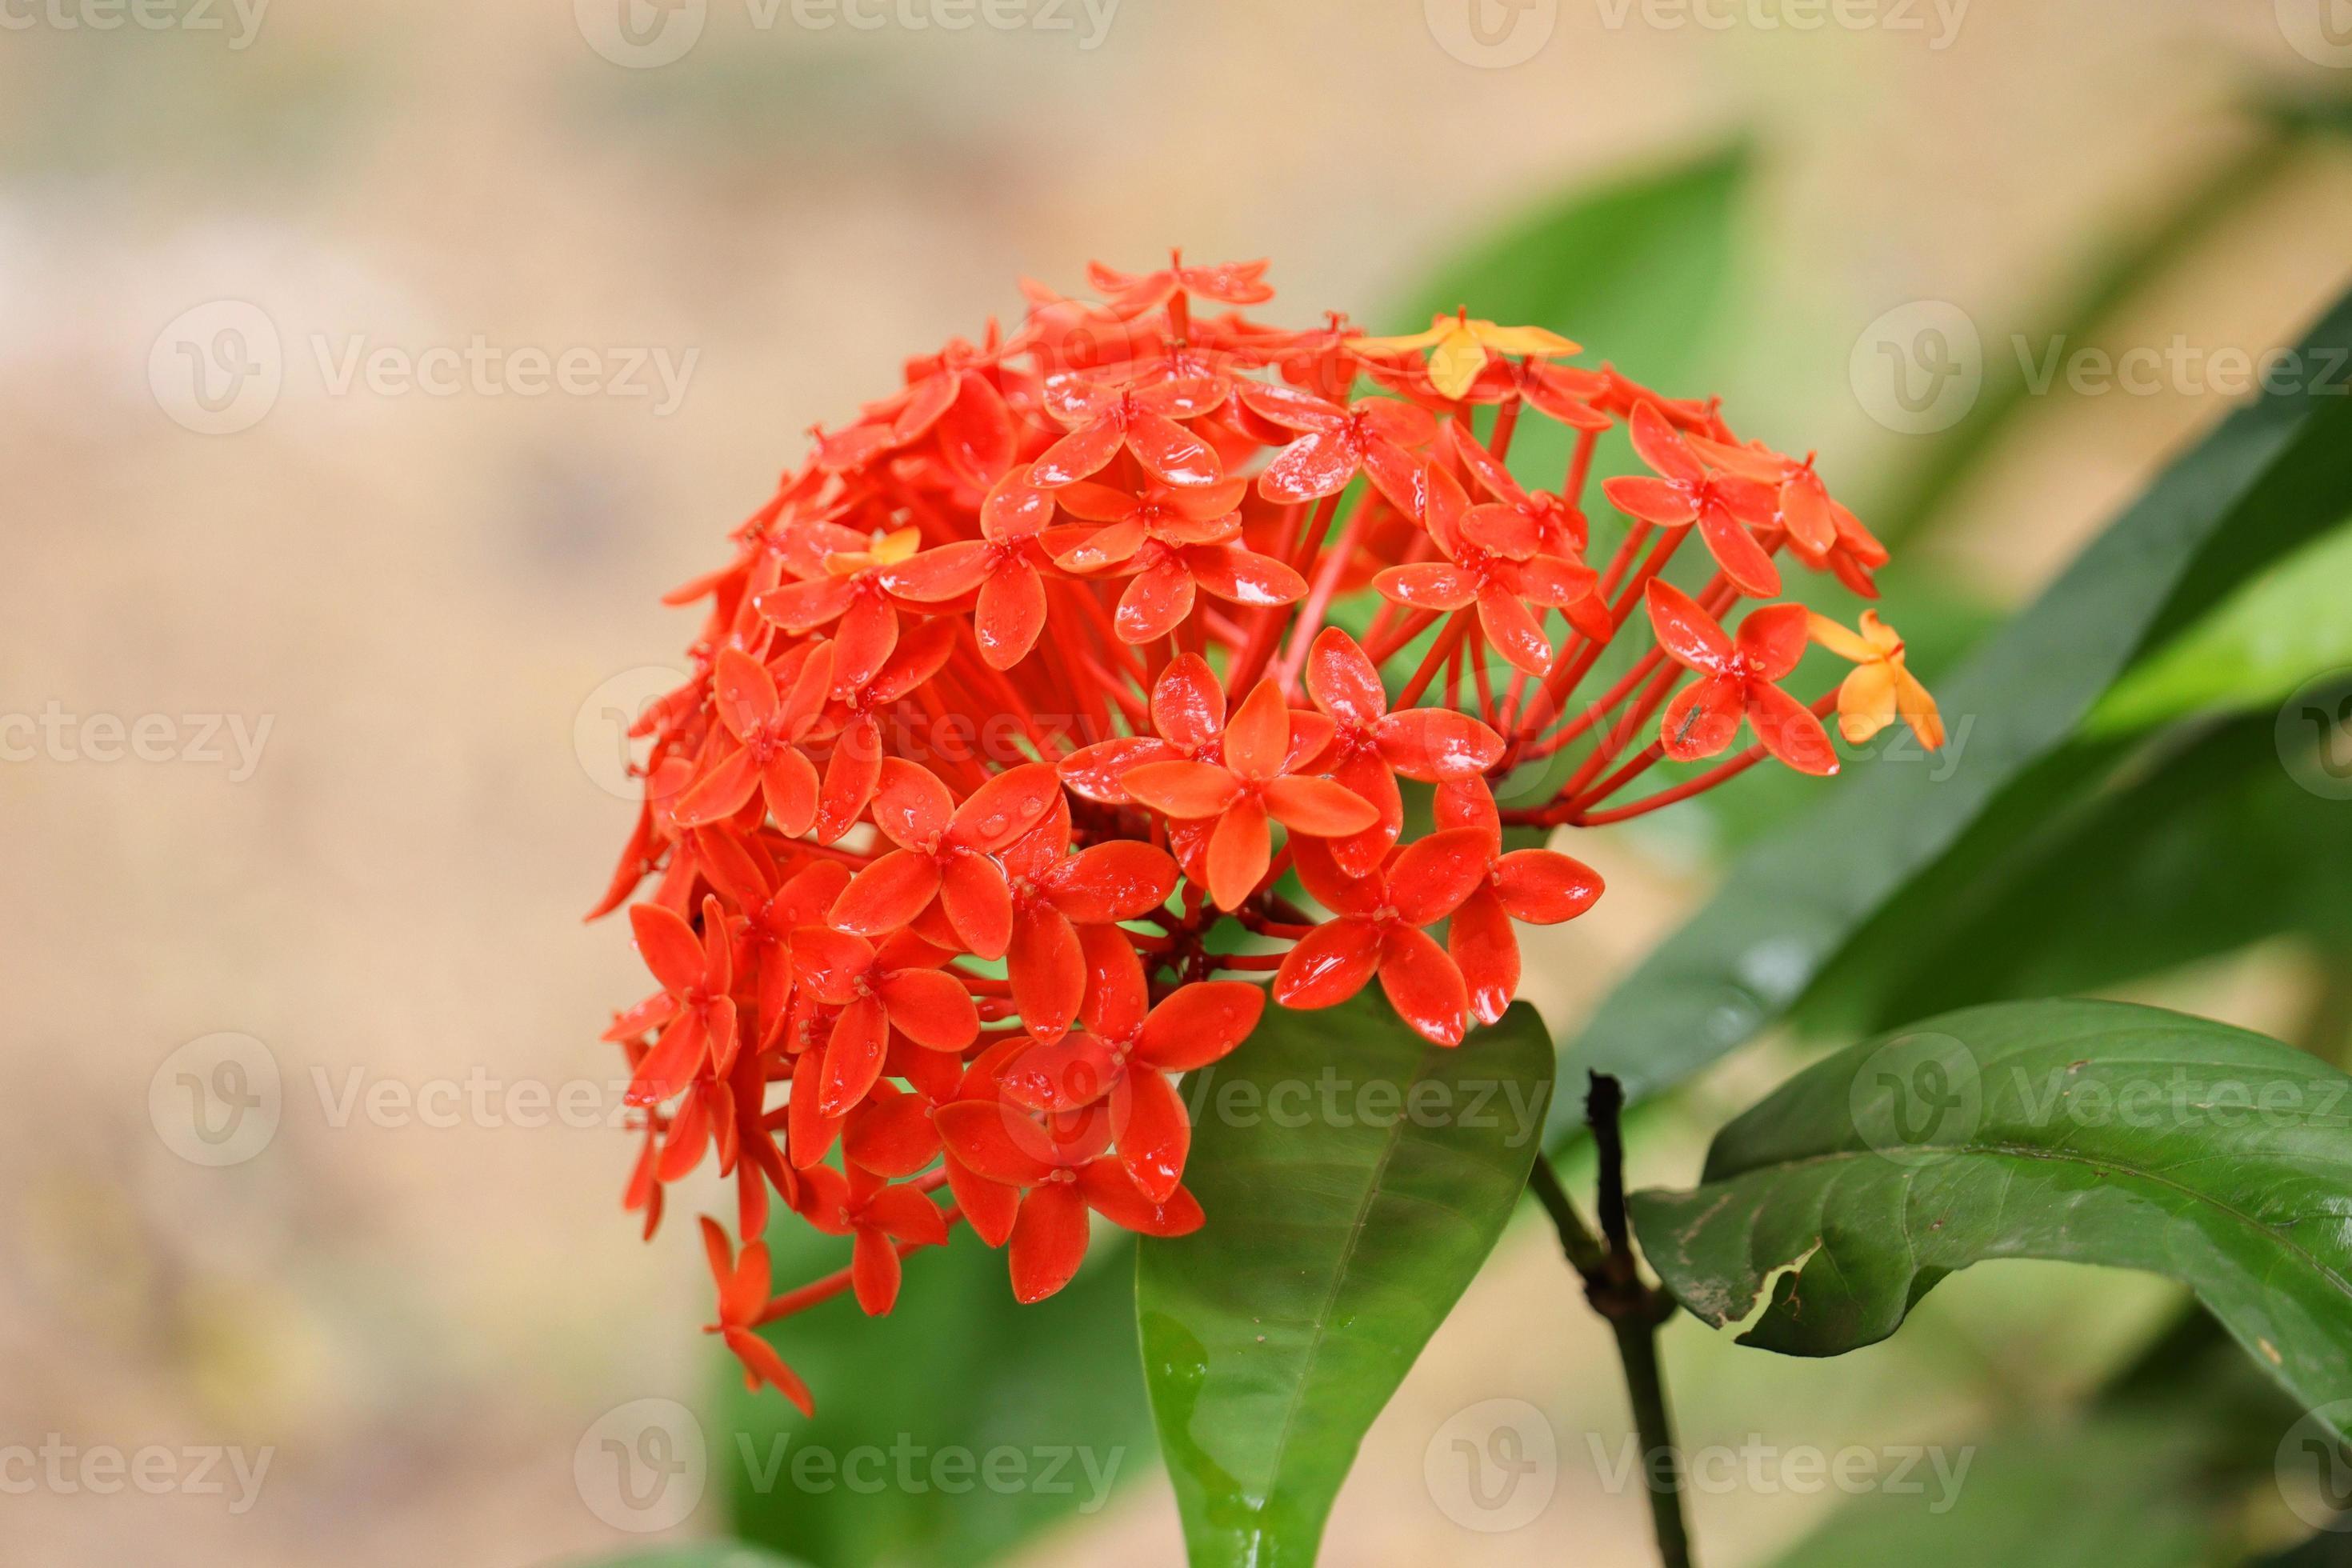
(587, 251), (1936, 1411)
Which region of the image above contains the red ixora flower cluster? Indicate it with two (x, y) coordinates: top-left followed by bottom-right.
(590, 253), (1940, 1413)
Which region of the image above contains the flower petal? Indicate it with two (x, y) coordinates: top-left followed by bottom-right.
(1376, 926), (1469, 1046)
(1202, 794), (1273, 911)
(1273, 918), (1381, 1010)
(1262, 774), (1380, 837)
(1008, 1182), (1092, 1303)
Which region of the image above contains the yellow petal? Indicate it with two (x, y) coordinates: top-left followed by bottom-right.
(1856, 610), (1904, 658)
(873, 526), (923, 565)
(1346, 315), (1450, 354)
(1895, 667), (1946, 750)
(1806, 610), (1878, 665)
(1472, 322), (1580, 358)
(1837, 662), (1898, 744)
(1426, 326), (1489, 399)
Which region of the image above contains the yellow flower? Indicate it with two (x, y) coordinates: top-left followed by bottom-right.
(1348, 310), (1580, 400)
(1806, 610), (1944, 749)
(825, 525), (922, 577)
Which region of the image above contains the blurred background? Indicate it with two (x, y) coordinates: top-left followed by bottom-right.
(6, 0), (2352, 1563)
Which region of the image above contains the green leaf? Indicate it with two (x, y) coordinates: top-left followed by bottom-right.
(1627, 999), (2352, 1435)
(1818, 708), (2352, 1033)
(2090, 519), (2352, 734)
(721, 1224), (1153, 1568)
(1765, 1417), (2225, 1568)
(1136, 994), (1554, 1566)
(1555, 284), (2352, 1138)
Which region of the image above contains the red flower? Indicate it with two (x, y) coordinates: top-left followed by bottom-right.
(1448, 421), (1589, 559)
(1302, 626), (1504, 875)
(1086, 252), (1275, 314)
(1001, 797), (1180, 1039)
(993, 927), (1262, 1200)
(793, 927), (979, 1116)
(753, 523), (922, 692)
(1274, 830), (1490, 1045)
(934, 1098), (1203, 1303)
(618, 894), (738, 1106)
(799, 1164), (953, 1316)
(1372, 464), (1606, 677)
(1122, 678), (1380, 910)
(879, 470), (1058, 669)
(587, 254), (1930, 1403)
(1239, 383), (1438, 512)
(1029, 373), (1227, 490)
(699, 1218), (814, 1415)
(1046, 473), (1306, 643)
(674, 644), (834, 834)
(1645, 580), (1837, 774)
(1434, 779), (1605, 1025)
(828, 759), (1062, 960)
(1602, 402), (1782, 597)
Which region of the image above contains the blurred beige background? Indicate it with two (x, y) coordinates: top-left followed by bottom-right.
(6, 1), (2352, 1563)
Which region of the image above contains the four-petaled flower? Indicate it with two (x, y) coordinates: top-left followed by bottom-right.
(933, 1098), (1204, 1303)
(1239, 382), (1438, 512)
(1809, 610), (1945, 748)
(1434, 778), (1606, 1025)
(674, 643), (835, 834)
(798, 1163), (953, 1317)
(1273, 830), (1491, 1045)
(1350, 309), (1581, 401)
(1030, 374), (1227, 490)
(793, 927), (980, 1116)
(1086, 251), (1275, 314)
(1372, 464), (1608, 677)
(829, 758), (1062, 959)
(880, 470), (1059, 669)
(618, 894), (738, 1106)
(1302, 626), (1504, 874)
(1001, 797), (1180, 1040)
(1045, 473), (1307, 643)
(754, 522), (922, 691)
(1120, 678), (1380, 910)
(1604, 402), (1783, 598)
(993, 926), (1264, 1201)
(1646, 580), (1837, 774)
(699, 1218), (814, 1414)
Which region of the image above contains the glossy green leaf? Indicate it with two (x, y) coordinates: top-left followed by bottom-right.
(1137, 994), (1555, 1566)
(2090, 519), (2352, 734)
(721, 1224), (1152, 1567)
(1554, 285), (2352, 1140)
(1628, 1000), (2352, 1436)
